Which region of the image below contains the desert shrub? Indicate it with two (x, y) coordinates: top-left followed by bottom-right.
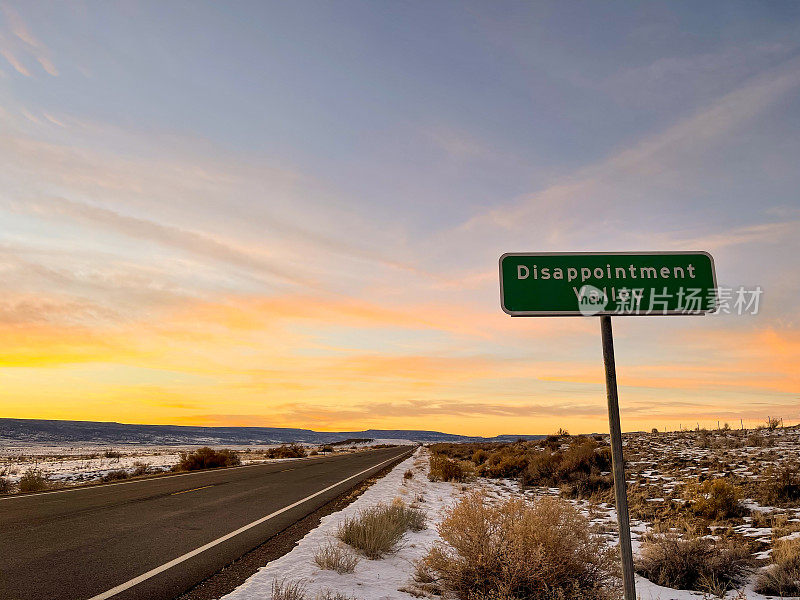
(0, 476), (12, 494)
(266, 444), (307, 459)
(19, 468), (49, 492)
(520, 441), (613, 499)
(337, 500), (425, 558)
(429, 455), (471, 482)
(685, 479), (745, 520)
(173, 447), (241, 471)
(132, 461), (151, 476)
(651, 428), (659, 434)
(755, 537), (800, 597)
(418, 492), (619, 600)
(472, 449), (489, 464)
(271, 578), (307, 600)
(560, 473), (614, 499)
(320, 446), (334, 453)
(523, 450), (559, 483)
(480, 448), (530, 479)
(759, 466), (800, 505)
(636, 531), (752, 595)
(309, 450), (318, 456)
(404, 469), (413, 480)
(101, 469), (130, 482)
(541, 435), (561, 450)
(104, 450), (122, 458)
(557, 441), (611, 477)
(697, 430), (712, 448)
(314, 540), (359, 573)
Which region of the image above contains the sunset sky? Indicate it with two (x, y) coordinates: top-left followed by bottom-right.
(1, 1), (799, 436)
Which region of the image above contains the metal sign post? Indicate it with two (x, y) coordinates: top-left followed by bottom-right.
(600, 314), (635, 600)
(499, 251), (717, 600)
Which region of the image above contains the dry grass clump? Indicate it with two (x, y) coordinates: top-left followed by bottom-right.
(0, 476), (13, 494)
(270, 579), (358, 600)
(314, 540), (359, 573)
(173, 447), (241, 471)
(635, 530), (752, 595)
(337, 500), (425, 559)
(428, 454), (472, 482)
(417, 491), (619, 600)
(271, 578), (307, 600)
(266, 444), (307, 459)
(758, 466), (800, 506)
(684, 479), (746, 521)
(755, 536), (800, 597)
(18, 467), (49, 492)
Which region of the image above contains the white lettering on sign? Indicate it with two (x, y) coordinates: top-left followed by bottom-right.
(520, 263), (698, 283)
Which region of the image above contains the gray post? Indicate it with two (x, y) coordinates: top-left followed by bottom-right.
(600, 315), (636, 600)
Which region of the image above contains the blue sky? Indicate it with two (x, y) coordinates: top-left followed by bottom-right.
(1, 1), (799, 434)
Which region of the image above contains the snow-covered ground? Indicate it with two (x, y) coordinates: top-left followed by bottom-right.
(222, 448), (461, 600)
(221, 448), (797, 600)
(0, 445), (183, 483)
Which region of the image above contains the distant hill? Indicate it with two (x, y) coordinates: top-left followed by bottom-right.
(0, 418), (545, 446)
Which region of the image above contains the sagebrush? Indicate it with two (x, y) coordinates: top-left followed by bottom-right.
(172, 447), (241, 471)
(418, 491), (620, 600)
(18, 468), (49, 492)
(266, 444), (307, 459)
(428, 454), (472, 482)
(636, 530), (752, 595)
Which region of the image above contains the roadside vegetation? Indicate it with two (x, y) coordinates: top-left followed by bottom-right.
(18, 467), (50, 492)
(428, 454), (472, 482)
(416, 491), (619, 600)
(423, 421), (800, 598)
(172, 447), (241, 471)
(635, 527), (752, 596)
(336, 499), (425, 559)
(314, 540), (359, 573)
(270, 579), (358, 600)
(265, 444), (307, 459)
(429, 435), (612, 499)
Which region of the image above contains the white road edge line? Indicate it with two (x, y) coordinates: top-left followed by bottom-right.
(86, 449), (412, 600)
(0, 452), (353, 501)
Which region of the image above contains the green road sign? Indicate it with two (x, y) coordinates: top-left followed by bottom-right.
(500, 251), (717, 316)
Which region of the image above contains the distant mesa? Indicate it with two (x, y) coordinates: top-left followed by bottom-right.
(0, 418), (545, 446)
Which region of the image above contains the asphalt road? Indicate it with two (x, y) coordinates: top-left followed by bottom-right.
(0, 445), (413, 600)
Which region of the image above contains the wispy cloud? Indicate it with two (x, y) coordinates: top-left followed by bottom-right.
(14, 196), (318, 288)
(0, 4), (57, 76)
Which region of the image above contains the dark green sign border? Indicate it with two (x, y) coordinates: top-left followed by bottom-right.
(499, 251), (717, 317)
